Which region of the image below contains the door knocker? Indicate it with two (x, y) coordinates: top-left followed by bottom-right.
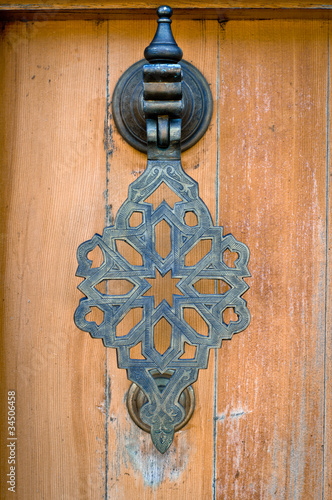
(75, 6), (250, 453)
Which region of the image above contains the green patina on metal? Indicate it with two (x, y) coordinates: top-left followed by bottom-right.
(74, 6), (250, 454)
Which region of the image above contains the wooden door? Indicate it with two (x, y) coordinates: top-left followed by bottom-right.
(1, 3), (331, 499)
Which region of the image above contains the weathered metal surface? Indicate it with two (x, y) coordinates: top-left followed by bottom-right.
(74, 153), (251, 452)
(127, 370), (195, 433)
(112, 60), (213, 153)
(74, 5), (250, 454)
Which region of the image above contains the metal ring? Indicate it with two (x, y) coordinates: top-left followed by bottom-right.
(127, 371), (195, 434)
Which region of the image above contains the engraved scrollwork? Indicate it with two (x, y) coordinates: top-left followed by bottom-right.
(74, 5), (250, 453)
(75, 158), (250, 452)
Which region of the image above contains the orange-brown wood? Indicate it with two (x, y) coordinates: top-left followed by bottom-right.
(0, 11), (331, 500)
(1, 0), (332, 13)
(2, 2), (332, 21)
(325, 21), (332, 500)
(2, 1), (331, 7)
(0, 20), (108, 499)
(216, 20), (328, 499)
(104, 18), (219, 499)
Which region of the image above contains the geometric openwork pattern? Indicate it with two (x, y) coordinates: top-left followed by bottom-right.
(75, 158), (250, 453)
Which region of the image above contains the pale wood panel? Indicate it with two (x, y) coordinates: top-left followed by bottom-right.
(0, 20), (108, 499)
(216, 20), (328, 499)
(105, 18), (219, 499)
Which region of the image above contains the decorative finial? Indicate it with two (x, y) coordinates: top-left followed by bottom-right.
(144, 5), (183, 64)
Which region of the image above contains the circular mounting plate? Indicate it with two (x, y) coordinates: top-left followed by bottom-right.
(112, 59), (213, 153)
(127, 371), (195, 433)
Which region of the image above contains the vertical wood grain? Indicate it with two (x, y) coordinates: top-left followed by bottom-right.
(0, 20), (107, 499)
(105, 18), (219, 499)
(216, 20), (328, 499)
(0, 14), (331, 500)
(325, 21), (332, 500)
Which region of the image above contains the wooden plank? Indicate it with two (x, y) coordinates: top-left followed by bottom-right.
(325, 20), (332, 500)
(0, 20), (108, 498)
(2, 2), (332, 21)
(215, 20), (328, 499)
(1, 0), (332, 10)
(104, 18), (219, 498)
(1, 13), (330, 500)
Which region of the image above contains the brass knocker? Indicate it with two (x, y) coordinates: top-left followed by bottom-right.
(75, 6), (250, 453)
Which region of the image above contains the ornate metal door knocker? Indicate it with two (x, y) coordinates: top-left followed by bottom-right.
(75, 6), (250, 454)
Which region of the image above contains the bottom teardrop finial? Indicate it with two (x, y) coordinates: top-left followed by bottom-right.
(151, 424), (174, 454)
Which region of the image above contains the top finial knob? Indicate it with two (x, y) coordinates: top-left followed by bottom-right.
(157, 5), (173, 18)
(144, 5), (183, 64)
